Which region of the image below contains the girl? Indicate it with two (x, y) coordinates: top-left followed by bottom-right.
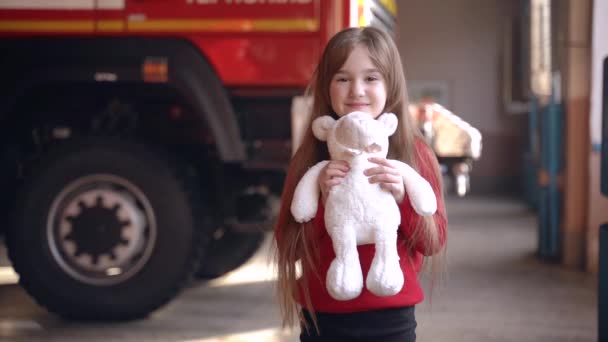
(274, 26), (447, 342)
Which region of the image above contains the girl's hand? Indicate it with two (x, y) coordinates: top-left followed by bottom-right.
(365, 157), (405, 203)
(319, 160), (350, 204)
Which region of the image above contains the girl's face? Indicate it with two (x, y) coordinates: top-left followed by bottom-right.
(329, 44), (387, 119)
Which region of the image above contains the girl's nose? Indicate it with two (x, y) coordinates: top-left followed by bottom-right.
(350, 80), (365, 97)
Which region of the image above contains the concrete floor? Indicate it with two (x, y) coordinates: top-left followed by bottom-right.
(0, 196), (598, 341)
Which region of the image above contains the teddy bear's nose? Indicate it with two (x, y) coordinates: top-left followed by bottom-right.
(365, 143), (382, 153)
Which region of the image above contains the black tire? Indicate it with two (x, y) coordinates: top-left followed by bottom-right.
(6, 138), (205, 321)
(194, 228), (265, 280)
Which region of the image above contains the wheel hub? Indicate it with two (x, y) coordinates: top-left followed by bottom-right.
(48, 175), (156, 286)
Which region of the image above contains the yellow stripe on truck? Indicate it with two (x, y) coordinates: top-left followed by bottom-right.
(0, 20), (95, 32)
(96, 20), (124, 32)
(0, 18), (318, 33)
(127, 18), (319, 33)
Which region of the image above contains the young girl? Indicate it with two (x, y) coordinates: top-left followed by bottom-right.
(274, 26), (447, 342)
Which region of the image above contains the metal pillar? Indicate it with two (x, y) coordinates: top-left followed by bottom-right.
(537, 91), (563, 260)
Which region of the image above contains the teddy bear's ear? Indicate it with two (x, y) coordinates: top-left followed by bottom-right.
(378, 113), (398, 136)
(312, 116), (336, 141)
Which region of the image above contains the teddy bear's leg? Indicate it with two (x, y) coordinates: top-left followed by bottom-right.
(326, 225), (363, 301)
(366, 228), (404, 297)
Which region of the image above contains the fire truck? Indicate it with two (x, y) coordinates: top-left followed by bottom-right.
(0, 0), (396, 320)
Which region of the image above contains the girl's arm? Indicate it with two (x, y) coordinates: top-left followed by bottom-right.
(399, 141), (447, 256)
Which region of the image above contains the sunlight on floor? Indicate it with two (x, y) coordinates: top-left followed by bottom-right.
(0, 266), (18, 285)
(207, 260), (277, 287)
(182, 327), (295, 342)
(0, 320), (43, 338)
(0, 259), (279, 288)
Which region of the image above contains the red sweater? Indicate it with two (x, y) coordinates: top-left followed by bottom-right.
(296, 142), (447, 313)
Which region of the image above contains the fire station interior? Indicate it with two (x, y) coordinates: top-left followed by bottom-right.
(0, 0), (602, 341)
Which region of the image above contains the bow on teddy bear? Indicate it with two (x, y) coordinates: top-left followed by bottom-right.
(291, 111), (437, 301)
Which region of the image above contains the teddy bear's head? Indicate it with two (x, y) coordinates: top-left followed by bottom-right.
(312, 111), (398, 160)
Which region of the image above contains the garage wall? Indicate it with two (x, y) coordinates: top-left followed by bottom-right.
(397, 0), (528, 194)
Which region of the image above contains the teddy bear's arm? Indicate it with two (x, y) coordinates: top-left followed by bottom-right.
(392, 161), (437, 216)
(290, 160), (330, 223)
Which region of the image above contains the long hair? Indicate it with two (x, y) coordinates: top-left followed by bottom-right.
(274, 26), (446, 330)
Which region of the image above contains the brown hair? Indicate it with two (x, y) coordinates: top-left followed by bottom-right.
(274, 26), (445, 331)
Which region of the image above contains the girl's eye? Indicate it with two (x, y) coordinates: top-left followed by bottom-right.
(336, 77), (348, 83)
(366, 76), (379, 82)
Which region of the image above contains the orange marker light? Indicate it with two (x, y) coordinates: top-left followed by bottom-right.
(142, 57), (169, 83)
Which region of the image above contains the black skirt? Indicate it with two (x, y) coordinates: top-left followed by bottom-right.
(300, 306), (416, 342)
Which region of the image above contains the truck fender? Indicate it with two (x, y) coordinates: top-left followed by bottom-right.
(1, 37), (245, 162)
(167, 39), (246, 162)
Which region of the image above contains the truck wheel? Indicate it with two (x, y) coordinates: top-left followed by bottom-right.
(6, 139), (205, 320)
(195, 228), (265, 280)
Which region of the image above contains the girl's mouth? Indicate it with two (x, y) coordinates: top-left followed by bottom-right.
(346, 103), (369, 109)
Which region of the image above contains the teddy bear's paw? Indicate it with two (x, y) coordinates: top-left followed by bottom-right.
(411, 199), (437, 217)
(366, 258), (404, 297)
(326, 258), (363, 301)
(291, 201), (318, 223)
(408, 185), (437, 216)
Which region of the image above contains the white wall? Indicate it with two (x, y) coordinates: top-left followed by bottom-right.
(590, 0), (608, 146)
(587, 0), (608, 273)
(396, 0), (526, 193)
(397, 0), (517, 133)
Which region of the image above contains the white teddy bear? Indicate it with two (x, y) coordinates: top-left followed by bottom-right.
(291, 111), (437, 301)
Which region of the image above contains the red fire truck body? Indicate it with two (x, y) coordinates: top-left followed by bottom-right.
(0, 0), (396, 320)
(1, 1), (396, 86)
